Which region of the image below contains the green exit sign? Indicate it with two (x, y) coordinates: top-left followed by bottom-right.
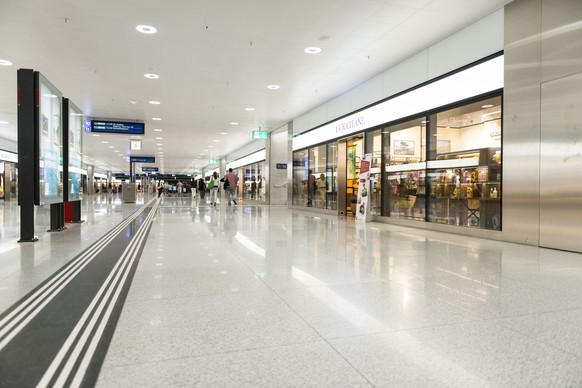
(252, 131), (268, 139)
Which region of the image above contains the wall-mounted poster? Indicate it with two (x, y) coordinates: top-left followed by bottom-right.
(437, 139), (451, 154)
(36, 72), (63, 205)
(394, 140), (415, 156)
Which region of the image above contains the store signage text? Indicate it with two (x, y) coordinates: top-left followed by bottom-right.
(0, 149), (18, 163)
(335, 116), (365, 134)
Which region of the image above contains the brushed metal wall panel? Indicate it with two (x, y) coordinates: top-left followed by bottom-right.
(502, 0), (542, 245)
(540, 72), (582, 252)
(541, 0), (582, 83)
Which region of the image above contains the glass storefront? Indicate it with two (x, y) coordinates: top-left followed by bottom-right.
(292, 93), (502, 230)
(238, 161), (266, 202)
(382, 117), (427, 220)
(292, 143), (338, 209)
(0, 162), (18, 201)
(366, 130), (382, 216)
(426, 95), (502, 229)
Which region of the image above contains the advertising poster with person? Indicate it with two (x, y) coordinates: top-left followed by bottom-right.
(355, 153), (372, 222)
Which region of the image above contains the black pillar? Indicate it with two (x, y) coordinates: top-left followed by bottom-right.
(17, 69), (38, 242)
(72, 200), (83, 223)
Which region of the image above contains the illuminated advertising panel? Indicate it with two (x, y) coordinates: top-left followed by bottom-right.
(36, 72), (63, 205)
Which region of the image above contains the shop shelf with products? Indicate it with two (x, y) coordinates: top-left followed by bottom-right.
(427, 147), (501, 229)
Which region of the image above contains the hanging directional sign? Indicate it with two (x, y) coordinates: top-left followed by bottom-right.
(252, 131), (268, 139)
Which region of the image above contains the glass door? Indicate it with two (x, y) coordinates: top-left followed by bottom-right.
(345, 135), (364, 216)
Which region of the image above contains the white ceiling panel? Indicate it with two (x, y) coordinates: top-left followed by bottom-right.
(0, 0), (511, 174)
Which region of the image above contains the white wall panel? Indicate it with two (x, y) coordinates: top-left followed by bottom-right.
(305, 104), (328, 131)
(350, 74), (383, 111)
(327, 93), (351, 122)
(428, 8), (504, 79)
(383, 51), (428, 98)
(293, 115), (308, 135)
(0, 138), (17, 153)
(268, 126), (290, 205)
(226, 140), (266, 162)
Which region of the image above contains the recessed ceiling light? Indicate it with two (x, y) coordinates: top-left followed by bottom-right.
(154, 129), (162, 132)
(156, 143), (163, 146)
(129, 100), (138, 105)
(92, 134), (100, 137)
(0, 59), (13, 66)
(144, 73), (159, 79)
(108, 146), (114, 148)
(245, 107), (255, 111)
(155, 137), (163, 140)
(102, 141), (109, 144)
(220, 132), (228, 135)
(0, 120), (8, 124)
(136, 25), (157, 34)
(304, 47), (322, 54)
(481, 104), (494, 109)
(230, 122), (239, 125)
(208, 145), (213, 148)
(267, 85), (280, 90)
(152, 117), (162, 121)
(213, 139), (220, 142)
(149, 101), (161, 105)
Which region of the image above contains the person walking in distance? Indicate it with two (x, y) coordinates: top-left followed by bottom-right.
(197, 178), (206, 202)
(307, 169), (316, 207)
(225, 168), (239, 206)
(208, 171), (219, 207)
(157, 180), (163, 198)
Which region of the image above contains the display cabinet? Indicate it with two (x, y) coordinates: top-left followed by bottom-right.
(427, 148), (501, 230)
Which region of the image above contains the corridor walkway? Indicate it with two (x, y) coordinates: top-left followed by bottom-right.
(1, 194), (581, 386)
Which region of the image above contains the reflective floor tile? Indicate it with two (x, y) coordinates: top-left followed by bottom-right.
(276, 281), (475, 338)
(102, 291), (321, 366)
(98, 341), (372, 388)
(126, 266), (270, 301)
(329, 320), (582, 387)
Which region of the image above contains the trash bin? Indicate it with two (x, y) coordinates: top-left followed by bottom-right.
(122, 183), (137, 203)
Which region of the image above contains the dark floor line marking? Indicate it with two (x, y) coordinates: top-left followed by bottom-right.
(0, 197), (156, 352)
(37, 197), (160, 388)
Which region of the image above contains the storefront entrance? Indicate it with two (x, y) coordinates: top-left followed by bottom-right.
(338, 134), (364, 216)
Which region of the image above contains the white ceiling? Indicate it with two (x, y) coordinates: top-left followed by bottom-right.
(0, 0), (510, 175)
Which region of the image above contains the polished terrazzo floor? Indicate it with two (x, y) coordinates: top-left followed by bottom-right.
(1, 193), (582, 386)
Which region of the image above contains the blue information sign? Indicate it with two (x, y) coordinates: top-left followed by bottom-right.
(276, 163), (288, 169)
(142, 167), (159, 172)
(90, 120), (145, 134)
(130, 156), (155, 163)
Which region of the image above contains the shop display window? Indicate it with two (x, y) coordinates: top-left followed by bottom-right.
(242, 162), (264, 202)
(326, 143), (338, 210)
(309, 145), (327, 209)
(366, 130), (382, 215)
(292, 150), (308, 206)
(381, 117), (427, 220)
(426, 95), (502, 230)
